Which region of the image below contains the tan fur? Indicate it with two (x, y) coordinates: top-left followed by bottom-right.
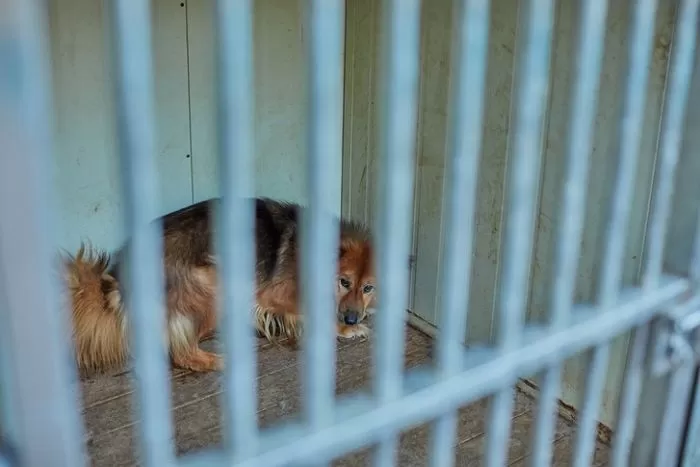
(254, 305), (302, 347)
(62, 244), (223, 375)
(61, 243), (129, 376)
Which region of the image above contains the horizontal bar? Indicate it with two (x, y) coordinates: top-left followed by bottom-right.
(430, 0), (490, 466)
(374, 0), (422, 464)
(108, 1), (175, 466)
(612, 1), (700, 465)
(214, 0), (258, 461)
(179, 276), (688, 467)
(0, 1), (87, 466)
(302, 0), (345, 451)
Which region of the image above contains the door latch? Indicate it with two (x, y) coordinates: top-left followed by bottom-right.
(650, 289), (700, 377)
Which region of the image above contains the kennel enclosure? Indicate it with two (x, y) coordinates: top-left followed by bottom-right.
(2, 0), (700, 466)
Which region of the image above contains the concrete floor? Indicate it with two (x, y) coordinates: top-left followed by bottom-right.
(81, 321), (611, 466)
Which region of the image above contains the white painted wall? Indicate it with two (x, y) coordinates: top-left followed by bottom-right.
(341, 0), (677, 428)
(186, 0), (342, 213)
(49, 0), (342, 254)
(49, 0), (192, 252)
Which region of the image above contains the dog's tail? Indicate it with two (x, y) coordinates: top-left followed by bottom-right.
(61, 242), (129, 374)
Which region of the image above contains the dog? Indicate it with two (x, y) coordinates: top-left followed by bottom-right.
(61, 197), (376, 375)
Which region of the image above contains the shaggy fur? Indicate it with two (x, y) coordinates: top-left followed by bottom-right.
(61, 244), (129, 375)
(62, 197), (376, 375)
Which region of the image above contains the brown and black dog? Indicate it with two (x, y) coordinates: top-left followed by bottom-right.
(61, 197), (375, 375)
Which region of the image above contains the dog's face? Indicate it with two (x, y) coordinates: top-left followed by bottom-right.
(336, 239), (376, 326)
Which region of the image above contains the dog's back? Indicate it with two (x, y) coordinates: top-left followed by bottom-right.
(109, 197), (306, 284)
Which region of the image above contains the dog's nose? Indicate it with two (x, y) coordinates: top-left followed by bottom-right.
(343, 311), (359, 325)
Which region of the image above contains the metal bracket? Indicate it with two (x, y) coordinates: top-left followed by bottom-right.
(650, 289), (700, 376)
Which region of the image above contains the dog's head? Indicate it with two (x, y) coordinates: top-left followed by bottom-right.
(336, 232), (376, 327)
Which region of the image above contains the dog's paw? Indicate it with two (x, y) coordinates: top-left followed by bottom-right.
(337, 323), (371, 340)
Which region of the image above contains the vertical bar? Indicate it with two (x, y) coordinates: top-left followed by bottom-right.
(682, 353), (700, 465)
(108, 1), (175, 466)
(373, 0), (421, 464)
(530, 2), (609, 467)
(302, 0), (345, 464)
(684, 124), (700, 466)
(215, 0), (258, 461)
(692, 221), (700, 283)
(572, 1), (659, 466)
(678, 45), (700, 467)
(692, 204), (700, 282)
(0, 1), (87, 466)
(612, 1), (699, 465)
(655, 362), (696, 467)
(485, 0), (553, 466)
(0, 274), (18, 444)
(428, 1), (490, 466)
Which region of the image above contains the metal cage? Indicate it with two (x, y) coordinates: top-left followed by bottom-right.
(1, 0), (700, 466)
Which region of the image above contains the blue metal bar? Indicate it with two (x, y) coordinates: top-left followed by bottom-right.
(572, 1), (659, 466)
(301, 2), (345, 464)
(429, 1), (490, 466)
(214, 0), (258, 461)
(0, 4), (87, 467)
(682, 366), (700, 466)
(530, 2), (609, 466)
(683, 69), (700, 466)
(373, 0), (422, 464)
(178, 276), (687, 467)
(640, 4), (698, 289)
(108, 1), (175, 465)
(0, 1), (86, 466)
(486, 1), (553, 466)
(654, 362), (696, 467)
(612, 1), (699, 465)
(692, 201), (700, 280)
(685, 214), (700, 465)
(0, 273), (18, 444)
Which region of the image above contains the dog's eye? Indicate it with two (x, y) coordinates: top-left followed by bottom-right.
(339, 278), (351, 289)
(362, 284), (375, 294)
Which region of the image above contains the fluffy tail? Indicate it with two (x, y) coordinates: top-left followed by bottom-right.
(61, 243), (129, 375)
